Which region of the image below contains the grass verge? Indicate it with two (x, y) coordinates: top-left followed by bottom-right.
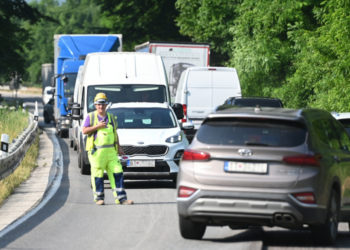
(0, 131), (40, 206)
(0, 108), (28, 142)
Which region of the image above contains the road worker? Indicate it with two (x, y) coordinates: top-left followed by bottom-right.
(82, 92), (133, 205)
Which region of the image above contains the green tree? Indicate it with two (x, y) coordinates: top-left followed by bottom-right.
(22, 0), (103, 84)
(175, 0), (239, 65)
(0, 0), (42, 82)
(96, 0), (188, 51)
(283, 0), (350, 111)
(230, 0), (321, 101)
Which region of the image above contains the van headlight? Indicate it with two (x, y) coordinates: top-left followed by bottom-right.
(166, 133), (182, 143)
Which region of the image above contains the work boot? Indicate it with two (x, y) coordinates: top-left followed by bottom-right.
(96, 200), (104, 205)
(121, 199), (134, 205)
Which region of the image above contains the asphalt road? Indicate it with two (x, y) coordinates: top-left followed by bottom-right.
(1, 92), (350, 249)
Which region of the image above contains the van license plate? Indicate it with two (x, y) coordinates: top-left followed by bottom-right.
(224, 161), (267, 174)
(127, 160), (155, 167)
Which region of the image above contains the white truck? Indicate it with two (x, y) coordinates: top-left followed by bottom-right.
(135, 41), (210, 100)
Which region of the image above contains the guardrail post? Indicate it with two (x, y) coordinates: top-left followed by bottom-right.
(1, 133), (9, 157)
(34, 101), (39, 121)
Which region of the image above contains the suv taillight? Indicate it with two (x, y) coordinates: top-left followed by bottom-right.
(292, 192), (316, 204)
(178, 186), (197, 198)
(283, 154), (321, 166)
(182, 149), (210, 161)
(181, 104), (187, 123)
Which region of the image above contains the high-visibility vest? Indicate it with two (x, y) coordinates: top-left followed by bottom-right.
(85, 111), (118, 151)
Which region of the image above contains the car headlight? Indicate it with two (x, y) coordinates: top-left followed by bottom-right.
(166, 133), (182, 143)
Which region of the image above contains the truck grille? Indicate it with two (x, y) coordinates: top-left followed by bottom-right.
(122, 145), (168, 156)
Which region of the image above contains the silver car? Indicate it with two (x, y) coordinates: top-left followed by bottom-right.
(177, 107), (350, 244)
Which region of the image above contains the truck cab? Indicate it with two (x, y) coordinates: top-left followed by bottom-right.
(53, 34), (122, 137)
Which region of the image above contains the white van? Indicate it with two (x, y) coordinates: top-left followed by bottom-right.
(71, 52), (172, 174)
(174, 66), (241, 139)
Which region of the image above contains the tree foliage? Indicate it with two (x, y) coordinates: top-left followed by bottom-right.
(175, 0), (239, 65)
(282, 0), (350, 111)
(22, 0), (103, 83)
(0, 0), (42, 81)
(230, 0), (321, 99)
(2, 0), (350, 113)
(95, 0), (188, 51)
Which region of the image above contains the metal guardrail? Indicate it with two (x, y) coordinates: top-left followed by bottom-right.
(0, 113), (38, 180)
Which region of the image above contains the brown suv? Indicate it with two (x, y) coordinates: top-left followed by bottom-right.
(177, 107), (350, 244)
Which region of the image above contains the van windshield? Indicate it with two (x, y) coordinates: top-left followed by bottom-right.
(87, 84), (167, 112)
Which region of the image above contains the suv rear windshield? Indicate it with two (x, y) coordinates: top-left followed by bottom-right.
(197, 118), (306, 147)
(233, 99), (283, 107)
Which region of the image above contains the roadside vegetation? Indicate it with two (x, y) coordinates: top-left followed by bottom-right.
(0, 133), (39, 205)
(0, 108), (28, 143)
(0, 108), (40, 205)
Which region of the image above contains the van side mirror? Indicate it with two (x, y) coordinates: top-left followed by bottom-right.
(71, 103), (82, 120)
(62, 75), (69, 83)
(67, 97), (74, 110)
(172, 103), (184, 120)
(51, 76), (55, 87)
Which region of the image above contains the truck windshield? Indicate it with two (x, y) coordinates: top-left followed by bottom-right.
(63, 73), (77, 97)
(87, 84), (167, 112)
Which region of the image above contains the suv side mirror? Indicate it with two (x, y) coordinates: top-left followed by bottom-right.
(172, 103), (184, 120)
(181, 121), (194, 130)
(71, 103), (82, 120)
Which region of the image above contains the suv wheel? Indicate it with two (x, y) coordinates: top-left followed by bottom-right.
(179, 215), (206, 240)
(79, 151), (90, 175)
(311, 189), (339, 245)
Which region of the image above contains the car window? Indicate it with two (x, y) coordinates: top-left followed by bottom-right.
(331, 119), (350, 151)
(110, 107), (176, 129)
(337, 118), (350, 136)
(197, 118), (306, 147)
(312, 118), (341, 150)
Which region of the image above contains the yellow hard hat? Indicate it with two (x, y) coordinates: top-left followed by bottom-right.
(94, 92), (108, 104)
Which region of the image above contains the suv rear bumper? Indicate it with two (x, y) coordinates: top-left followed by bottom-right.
(177, 190), (328, 228)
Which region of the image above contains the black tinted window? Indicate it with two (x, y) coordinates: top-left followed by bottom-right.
(197, 118), (306, 147)
(233, 99), (283, 107)
(338, 119), (350, 136)
(312, 118), (341, 150)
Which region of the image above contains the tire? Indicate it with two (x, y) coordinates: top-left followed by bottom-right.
(179, 215), (206, 240)
(311, 189), (339, 245)
(61, 130), (69, 138)
(79, 151), (90, 175)
(70, 139), (73, 148)
(44, 111), (50, 123)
